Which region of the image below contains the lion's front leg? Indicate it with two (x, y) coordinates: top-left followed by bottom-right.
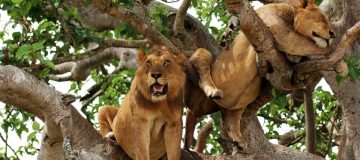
(190, 48), (223, 99)
(164, 121), (182, 160)
(133, 119), (151, 160)
(222, 108), (249, 151)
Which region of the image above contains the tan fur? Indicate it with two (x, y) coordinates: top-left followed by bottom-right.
(98, 45), (186, 160)
(186, 0), (335, 150)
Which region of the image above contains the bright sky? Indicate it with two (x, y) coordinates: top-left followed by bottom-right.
(0, 0), (334, 159)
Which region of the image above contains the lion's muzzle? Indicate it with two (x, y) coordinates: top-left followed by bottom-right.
(151, 83), (168, 96)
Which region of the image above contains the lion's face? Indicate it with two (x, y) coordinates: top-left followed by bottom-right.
(135, 45), (186, 102)
(294, 0), (335, 48)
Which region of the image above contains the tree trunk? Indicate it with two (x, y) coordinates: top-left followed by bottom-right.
(323, 1), (360, 159)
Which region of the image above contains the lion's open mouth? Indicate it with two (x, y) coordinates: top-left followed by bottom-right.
(151, 83), (168, 96)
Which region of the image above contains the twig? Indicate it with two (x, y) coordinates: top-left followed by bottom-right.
(92, 0), (180, 54)
(0, 132), (20, 160)
(322, 106), (340, 157)
(173, 0), (191, 37)
(258, 113), (288, 124)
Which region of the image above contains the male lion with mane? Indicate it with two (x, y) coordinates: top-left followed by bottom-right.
(98, 45), (186, 160)
(185, 0), (336, 150)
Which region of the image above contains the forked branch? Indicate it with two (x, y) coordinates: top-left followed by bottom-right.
(92, 0), (180, 54)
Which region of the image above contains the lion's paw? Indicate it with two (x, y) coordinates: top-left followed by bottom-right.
(203, 85), (223, 99)
(335, 60), (348, 77)
(104, 132), (115, 141)
(227, 131), (249, 152)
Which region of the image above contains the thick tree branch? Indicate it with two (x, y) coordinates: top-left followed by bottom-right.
(0, 65), (126, 160)
(295, 21), (360, 74)
(92, 0), (180, 54)
(173, 0), (191, 37)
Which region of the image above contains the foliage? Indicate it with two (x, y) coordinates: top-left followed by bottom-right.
(258, 87), (341, 158)
(336, 55), (360, 84)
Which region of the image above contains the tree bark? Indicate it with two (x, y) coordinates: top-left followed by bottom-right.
(322, 1), (360, 159)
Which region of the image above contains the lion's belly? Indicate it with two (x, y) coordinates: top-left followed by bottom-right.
(211, 36), (262, 109)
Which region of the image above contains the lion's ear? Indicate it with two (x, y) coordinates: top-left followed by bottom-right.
(172, 53), (186, 67)
(298, 0), (314, 9)
(136, 50), (146, 65)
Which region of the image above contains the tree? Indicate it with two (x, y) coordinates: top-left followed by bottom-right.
(0, 0), (359, 159)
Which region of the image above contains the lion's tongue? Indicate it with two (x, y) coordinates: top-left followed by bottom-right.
(153, 84), (164, 92)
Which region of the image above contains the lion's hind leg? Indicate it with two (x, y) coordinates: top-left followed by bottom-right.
(98, 105), (118, 140)
(221, 108), (249, 151)
(190, 48), (223, 99)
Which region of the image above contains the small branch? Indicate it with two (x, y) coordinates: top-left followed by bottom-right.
(50, 48), (136, 81)
(53, 39), (147, 65)
(53, 48), (103, 65)
(322, 106), (340, 157)
(0, 132), (20, 160)
(295, 21), (360, 74)
(80, 67), (125, 103)
(278, 130), (304, 146)
(304, 87), (316, 154)
(258, 113), (287, 124)
(92, 0), (180, 54)
(173, 0), (191, 37)
(103, 39), (151, 48)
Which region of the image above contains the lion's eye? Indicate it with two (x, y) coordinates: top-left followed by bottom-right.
(164, 60), (170, 66)
(146, 61), (152, 67)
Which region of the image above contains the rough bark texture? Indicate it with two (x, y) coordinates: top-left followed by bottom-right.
(324, 0), (360, 159)
(322, 1), (360, 159)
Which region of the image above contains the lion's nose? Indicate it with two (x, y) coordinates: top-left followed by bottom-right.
(329, 31), (336, 38)
(151, 72), (162, 79)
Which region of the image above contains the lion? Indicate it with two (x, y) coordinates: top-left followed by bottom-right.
(185, 0), (337, 150)
(98, 45), (186, 160)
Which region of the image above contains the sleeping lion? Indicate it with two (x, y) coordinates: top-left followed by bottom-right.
(98, 45), (186, 160)
(186, 0), (336, 150)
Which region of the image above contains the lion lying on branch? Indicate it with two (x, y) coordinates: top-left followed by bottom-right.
(185, 0), (343, 151)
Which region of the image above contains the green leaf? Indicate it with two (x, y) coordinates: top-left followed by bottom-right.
(32, 121), (40, 130)
(38, 21), (54, 31)
(31, 41), (44, 51)
(271, 88), (277, 97)
(42, 60), (55, 70)
(11, 0), (23, 4)
(16, 45), (32, 58)
(27, 131), (37, 141)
